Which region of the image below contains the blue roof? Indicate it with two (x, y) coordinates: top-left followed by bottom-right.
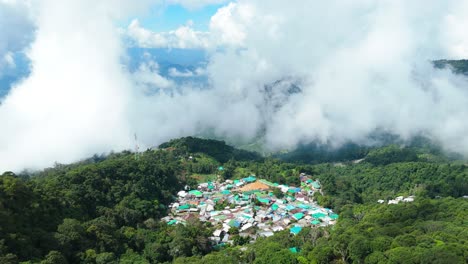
(288, 187), (301, 193)
(228, 219), (241, 228)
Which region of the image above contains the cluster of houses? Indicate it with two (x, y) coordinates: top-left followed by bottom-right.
(378, 195), (415, 205)
(162, 173), (339, 245)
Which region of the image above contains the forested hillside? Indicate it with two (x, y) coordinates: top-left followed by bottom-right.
(0, 138), (467, 263)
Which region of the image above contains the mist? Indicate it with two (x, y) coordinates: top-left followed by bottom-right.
(1, 0), (468, 172)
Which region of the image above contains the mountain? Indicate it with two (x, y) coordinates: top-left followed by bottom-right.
(433, 59), (468, 75)
(159, 136), (262, 163)
(0, 137), (466, 263)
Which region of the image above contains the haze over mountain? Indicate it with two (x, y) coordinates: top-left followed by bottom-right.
(1, 0), (468, 172)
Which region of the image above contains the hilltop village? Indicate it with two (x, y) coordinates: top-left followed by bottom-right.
(163, 173), (339, 245)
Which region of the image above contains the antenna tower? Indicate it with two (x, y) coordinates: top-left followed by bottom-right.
(134, 133), (140, 160)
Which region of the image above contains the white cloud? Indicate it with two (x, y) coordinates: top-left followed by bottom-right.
(168, 67), (206, 77)
(209, 2), (253, 46)
(203, 0), (468, 153)
(167, 0), (229, 10)
(133, 60), (174, 89)
(3, 0), (468, 172)
(2, 52), (15, 68)
(0, 0), (146, 171)
(123, 3), (255, 50)
(126, 19), (212, 49)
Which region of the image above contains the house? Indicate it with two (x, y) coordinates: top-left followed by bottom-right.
(293, 212), (305, 221)
(403, 197), (414, 202)
(189, 190), (203, 198)
(290, 226), (302, 235)
(241, 223), (253, 231)
(213, 229), (223, 237)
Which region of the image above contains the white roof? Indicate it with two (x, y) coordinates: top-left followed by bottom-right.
(213, 230), (223, 237)
(241, 223), (253, 231)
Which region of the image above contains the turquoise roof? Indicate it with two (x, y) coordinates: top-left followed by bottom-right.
(178, 204), (190, 210)
(290, 226), (302, 235)
(189, 190), (203, 197)
(289, 247), (299, 253)
(257, 198), (270, 204)
(311, 220), (320, 225)
(243, 176), (257, 182)
(293, 212), (304, 220)
(312, 212), (327, 219)
(271, 204), (279, 211)
(329, 213), (339, 220)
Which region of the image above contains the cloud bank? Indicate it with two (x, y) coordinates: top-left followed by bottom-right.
(2, 0), (468, 172)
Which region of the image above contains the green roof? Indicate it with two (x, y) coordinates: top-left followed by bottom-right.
(228, 219), (241, 228)
(293, 212), (304, 220)
(218, 166), (224, 171)
(168, 219), (178, 225)
(312, 212), (327, 219)
(311, 182), (321, 189)
(213, 215), (227, 220)
(233, 180), (240, 184)
(221, 190), (231, 195)
(259, 179), (276, 187)
(290, 226), (302, 235)
(311, 220), (320, 225)
(257, 198), (270, 204)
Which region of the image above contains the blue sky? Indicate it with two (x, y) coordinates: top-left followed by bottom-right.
(121, 3), (224, 31)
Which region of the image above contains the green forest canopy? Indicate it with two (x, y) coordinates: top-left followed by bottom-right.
(0, 137), (466, 263)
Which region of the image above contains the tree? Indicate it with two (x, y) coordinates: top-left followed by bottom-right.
(41, 251), (67, 264)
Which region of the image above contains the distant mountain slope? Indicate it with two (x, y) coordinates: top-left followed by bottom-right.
(271, 135), (464, 165)
(159, 136), (262, 163)
(433, 59), (468, 75)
